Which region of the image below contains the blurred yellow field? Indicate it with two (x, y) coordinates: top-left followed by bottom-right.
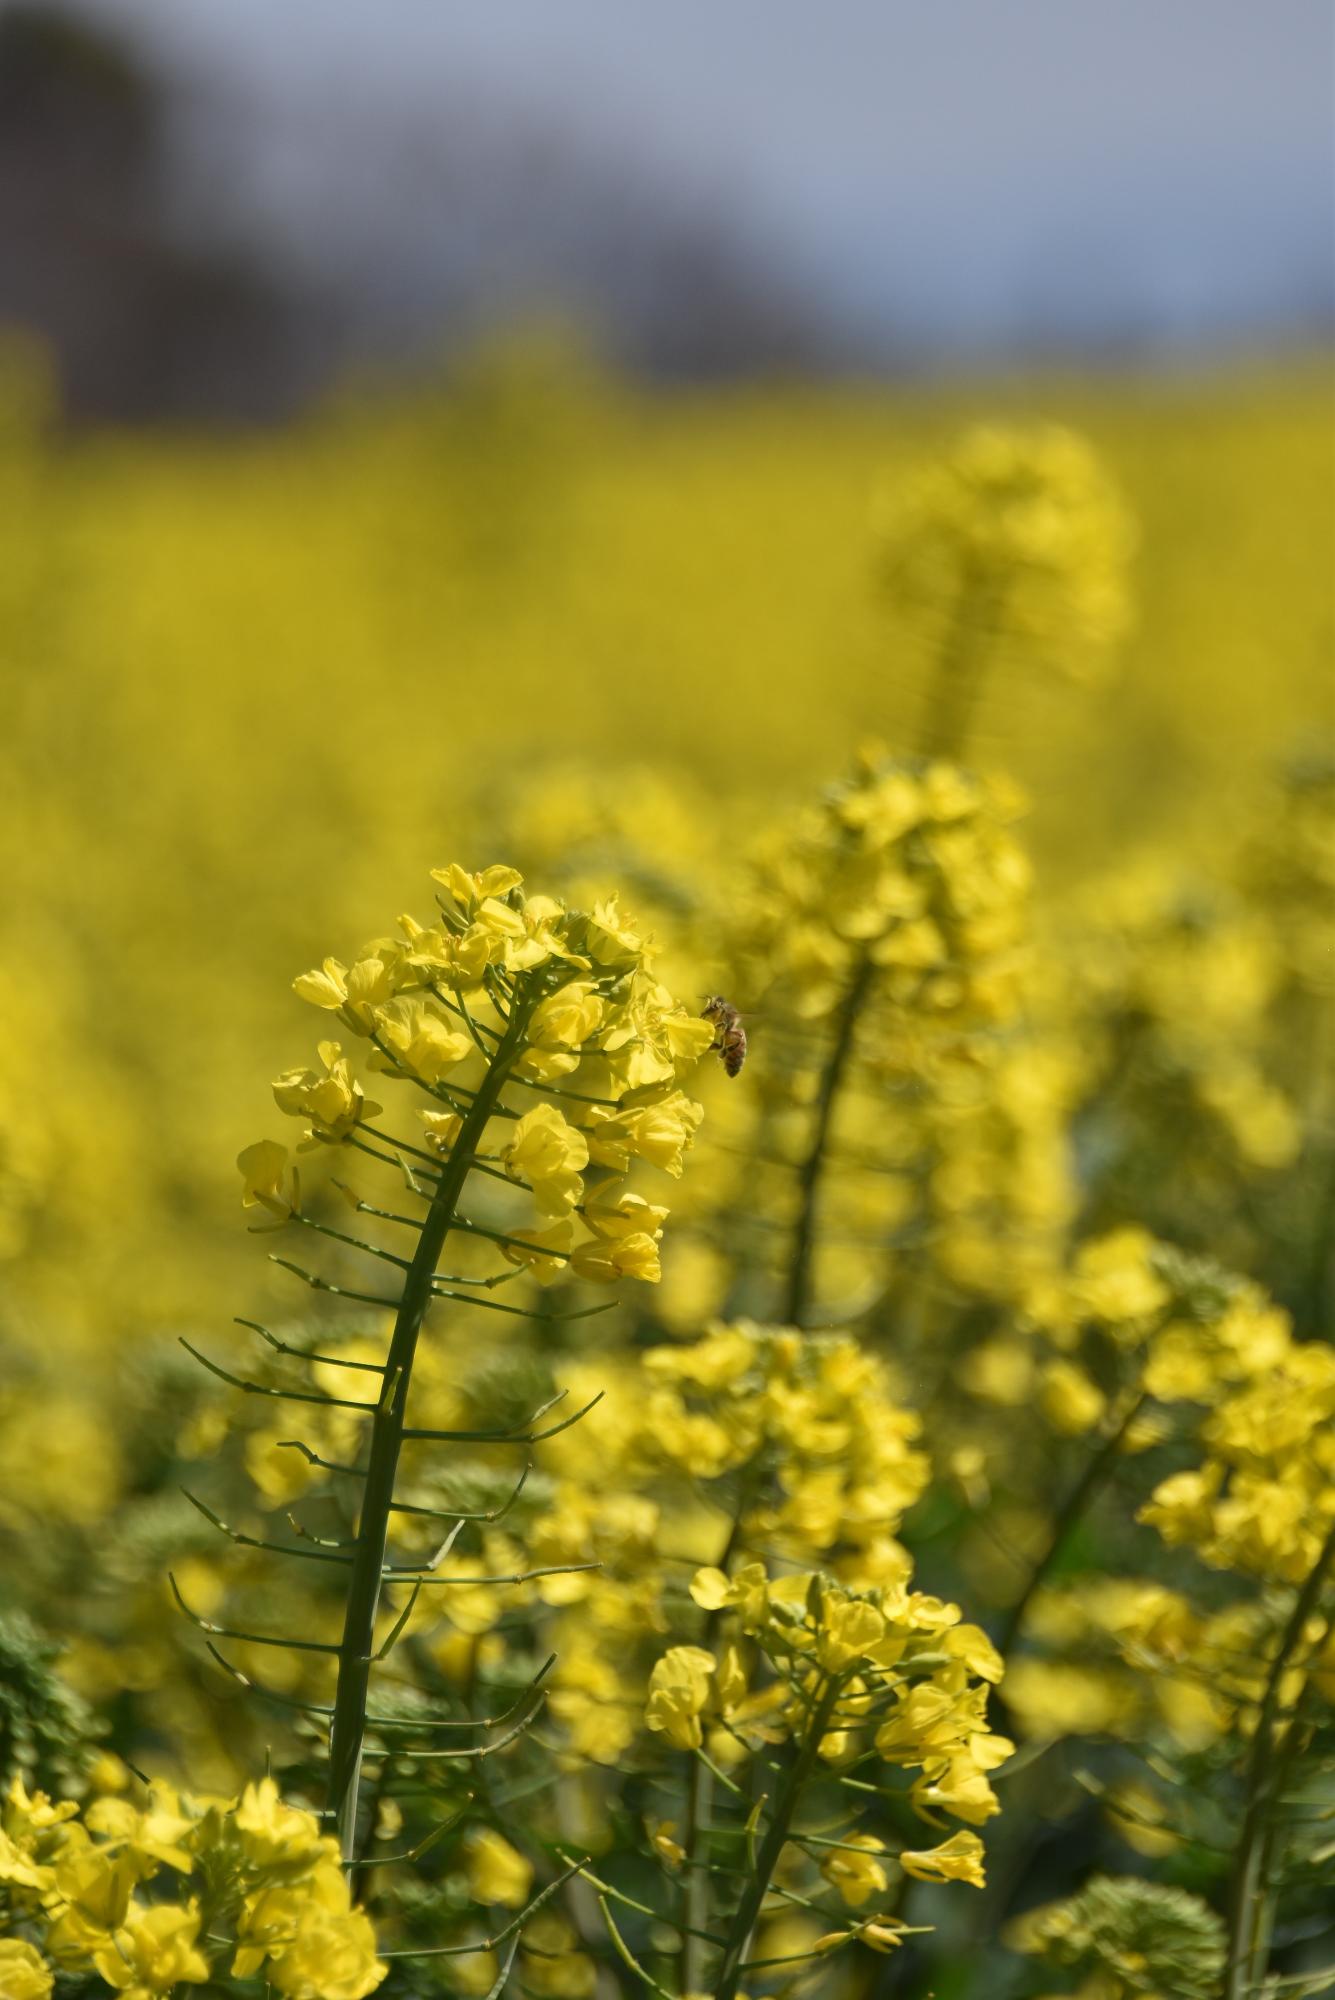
(2, 340), (1330, 1324)
(1, 331), (1333, 1999)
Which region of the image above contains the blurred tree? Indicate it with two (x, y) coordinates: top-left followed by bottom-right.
(0, 4), (292, 422)
(0, 5), (846, 424)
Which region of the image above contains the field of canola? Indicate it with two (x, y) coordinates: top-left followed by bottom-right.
(0, 334), (1332, 2000)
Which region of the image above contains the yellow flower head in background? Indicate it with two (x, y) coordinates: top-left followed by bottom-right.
(465, 1827), (533, 1909)
(876, 422), (1135, 678)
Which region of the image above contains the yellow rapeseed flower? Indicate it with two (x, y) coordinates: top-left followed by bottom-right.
(645, 1646), (717, 1752)
(91, 1903), (210, 1999)
(465, 1827), (533, 1909)
(0, 1941), (53, 2000)
(899, 1829), (987, 1886)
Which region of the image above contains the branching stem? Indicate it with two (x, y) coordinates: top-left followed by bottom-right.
(1224, 1514), (1335, 2000)
(680, 1464), (761, 1990)
(713, 1674), (842, 2000)
(784, 954), (874, 1327)
(997, 1388), (1149, 1661)
(326, 995), (533, 1865)
(917, 558), (1002, 763)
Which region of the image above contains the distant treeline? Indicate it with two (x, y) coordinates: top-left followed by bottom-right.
(0, 5), (844, 425)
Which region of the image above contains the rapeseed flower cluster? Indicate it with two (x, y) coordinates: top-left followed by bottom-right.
(718, 748), (1068, 1326)
(1140, 1332), (1335, 1588)
(260, 860), (710, 1285)
(641, 1566), (1008, 1992)
(0, 1774), (383, 1999)
(875, 423), (1135, 767)
(372, 1324), (934, 1786)
(953, 1223), (1335, 1994)
(876, 422), (1134, 675)
(669, 1561), (1010, 1814)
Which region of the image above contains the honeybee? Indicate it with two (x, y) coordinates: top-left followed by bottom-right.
(702, 995), (747, 1077)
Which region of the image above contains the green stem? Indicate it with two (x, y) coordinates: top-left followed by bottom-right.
(350, 1748), (394, 1906)
(997, 1388), (1148, 1661)
(784, 954), (874, 1327)
(917, 559), (1001, 764)
(713, 1675), (841, 2000)
(1302, 1129), (1335, 1337)
(326, 999), (532, 1865)
(680, 1470), (761, 1991)
(681, 1753), (714, 1991)
(1224, 1514), (1335, 2000)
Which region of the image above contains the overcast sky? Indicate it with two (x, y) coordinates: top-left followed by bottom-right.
(69, 0), (1335, 356)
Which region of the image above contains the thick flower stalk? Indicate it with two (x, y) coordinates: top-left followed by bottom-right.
(184, 863), (708, 1879)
